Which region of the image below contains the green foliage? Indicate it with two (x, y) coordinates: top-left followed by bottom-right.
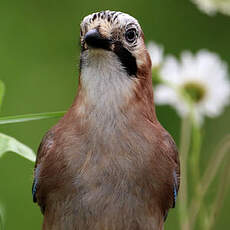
(0, 203), (4, 230)
(0, 80), (36, 162)
(0, 80), (64, 162)
(0, 81), (5, 110)
(0, 111), (65, 125)
(0, 133), (36, 162)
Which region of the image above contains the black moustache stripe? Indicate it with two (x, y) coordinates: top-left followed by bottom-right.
(113, 42), (137, 77)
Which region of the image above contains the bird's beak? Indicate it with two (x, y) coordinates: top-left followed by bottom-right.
(84, 29), (111, 50)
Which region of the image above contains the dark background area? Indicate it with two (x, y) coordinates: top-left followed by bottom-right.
(0, 0), (229, 229)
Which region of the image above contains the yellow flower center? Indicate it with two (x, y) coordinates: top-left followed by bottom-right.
(183, 82), (206, 103)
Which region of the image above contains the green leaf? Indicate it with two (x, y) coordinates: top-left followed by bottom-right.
(0, 204), (4, 230)
(0, 80), (5, 109)
(0, 133), (36, 162)
(0, 111), (65, 125)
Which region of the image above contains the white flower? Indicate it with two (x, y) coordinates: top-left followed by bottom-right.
(147, 41), (164, 69)
(155, 50), (230, 124)
(191, 0), (230, 16)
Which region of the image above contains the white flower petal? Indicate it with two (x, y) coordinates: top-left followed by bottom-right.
(191, 0), (230, 16)
(154, 85), (177, 104)
(160, 56), (182, 85)
(157, 49), (230, 122)
(154, 85), (189, 117)
(147, 41), (164, 68)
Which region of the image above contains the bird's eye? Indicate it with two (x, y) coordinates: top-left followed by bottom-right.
(125, 29), (137, 43)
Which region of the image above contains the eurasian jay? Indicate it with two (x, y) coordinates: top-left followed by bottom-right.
(32, 10), (180, 230)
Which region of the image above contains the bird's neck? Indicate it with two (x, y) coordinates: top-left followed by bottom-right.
(73, 51), (157, 128)
(78, 51), (135, 113)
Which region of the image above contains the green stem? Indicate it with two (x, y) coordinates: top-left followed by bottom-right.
(0, 80), (5, 111)
(178, 116), (192, 230)
(189, 135), (230, 229)
(0, 205), (4, 230)
(190, 123), (202, 184)
(189, 122), (203, 229)
(0, 111), (66, 125)
(206, 153), (230, 229)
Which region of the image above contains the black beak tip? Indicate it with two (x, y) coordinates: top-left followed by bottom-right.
(84, 29), (110, 49)
(84, 29), (99, 46)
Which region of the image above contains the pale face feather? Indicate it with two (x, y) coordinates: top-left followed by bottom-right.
(80, 10), (149, 71)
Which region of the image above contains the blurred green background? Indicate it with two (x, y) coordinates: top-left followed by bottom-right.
(0, 0), (229, 229)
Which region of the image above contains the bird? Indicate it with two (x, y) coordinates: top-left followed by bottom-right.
(32, 10), (180, 230)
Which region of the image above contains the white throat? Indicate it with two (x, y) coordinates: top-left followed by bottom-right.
(80, 50), (135, 113)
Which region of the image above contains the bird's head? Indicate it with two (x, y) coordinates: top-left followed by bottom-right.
(78, 11), (155, 120)
(80, 10), (151, 76)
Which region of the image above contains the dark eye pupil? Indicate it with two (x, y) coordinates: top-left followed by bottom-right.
(125, 29), (136, 42)
(127, 31), (135, 39)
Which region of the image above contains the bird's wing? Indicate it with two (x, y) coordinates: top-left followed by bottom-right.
(161, 131), (180, 221)
(32, 130), (54, 208)
(170, 139), (180, 208)
(166, 133), (180, 208)
(172, 167), (179, 208)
